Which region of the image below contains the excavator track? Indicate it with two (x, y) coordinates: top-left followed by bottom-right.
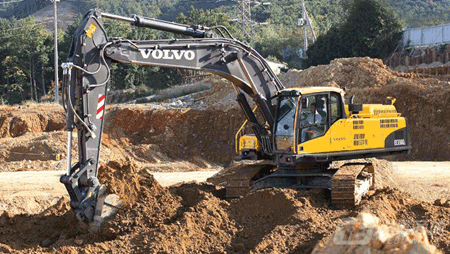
(331, 163), (375, 207)
(226, 162), (276, 198)
(212, 161), (375, 206)
(207, 161), (276, 198)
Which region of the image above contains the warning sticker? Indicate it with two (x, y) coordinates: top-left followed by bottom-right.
(86, 23), (97, 38)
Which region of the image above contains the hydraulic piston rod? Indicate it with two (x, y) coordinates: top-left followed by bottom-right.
(101, 12), (216, 38)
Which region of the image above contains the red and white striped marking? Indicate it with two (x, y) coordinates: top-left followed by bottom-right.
(96, 94), (105, 119)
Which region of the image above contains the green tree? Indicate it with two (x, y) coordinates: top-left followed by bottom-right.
(304, 0), (402, 68)
(302, 26), (343, 67)
(176, 6), (239, 38)
(340, 0), (403, 58)
(0, 17), (53, 104)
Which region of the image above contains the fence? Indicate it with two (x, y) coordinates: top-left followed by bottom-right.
(403, 23), (450, 47)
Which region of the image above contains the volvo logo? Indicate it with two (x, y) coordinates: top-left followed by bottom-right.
(139, 49), (195, 61)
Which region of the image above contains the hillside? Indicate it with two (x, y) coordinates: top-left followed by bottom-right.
(2, 0), (450, 30)
(32, 1), (78, 31)
(389, 0), (450, 28)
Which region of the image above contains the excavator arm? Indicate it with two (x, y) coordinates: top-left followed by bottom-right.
(60, 9), (284, 231)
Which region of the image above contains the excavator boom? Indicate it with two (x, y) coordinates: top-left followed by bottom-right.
(60, 9), (283, 231)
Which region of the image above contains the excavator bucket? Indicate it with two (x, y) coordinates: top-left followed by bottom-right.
(88, 186), (122, 232)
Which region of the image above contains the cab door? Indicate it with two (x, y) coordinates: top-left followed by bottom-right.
(329, 92), (348, 151)
(297, 93), (329, 144)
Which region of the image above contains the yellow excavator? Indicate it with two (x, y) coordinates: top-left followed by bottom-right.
(231, 87), (408, 205)
(60, 10), (410, 231)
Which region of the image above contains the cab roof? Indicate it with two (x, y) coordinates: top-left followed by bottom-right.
(280, 86), (344, 95)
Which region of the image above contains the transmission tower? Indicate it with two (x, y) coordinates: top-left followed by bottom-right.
(298, 0), (316, 57)
(231, 0), (270, 41)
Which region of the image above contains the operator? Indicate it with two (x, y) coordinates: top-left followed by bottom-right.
(315, 98), (327, 124)
(300, 97), (327, 142)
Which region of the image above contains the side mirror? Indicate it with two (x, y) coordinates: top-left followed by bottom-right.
(349, 95), (355, 104)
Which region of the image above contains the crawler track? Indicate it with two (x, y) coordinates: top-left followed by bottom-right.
(223, 161), (276, 198)
(331, 163), (374, 207)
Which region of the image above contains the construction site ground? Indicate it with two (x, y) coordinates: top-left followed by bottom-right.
(1, 57), (450, 253)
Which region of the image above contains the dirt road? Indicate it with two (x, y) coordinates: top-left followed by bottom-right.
(392, 161), (450, 203)
(1, 161), (449, 216)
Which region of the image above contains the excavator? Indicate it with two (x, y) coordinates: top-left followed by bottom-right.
(60, 10), (411, 232)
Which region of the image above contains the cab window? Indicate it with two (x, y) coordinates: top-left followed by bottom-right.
(330, 93), (343, 124)
(298, 94), (328, 143)
(274, 96), (298, 150)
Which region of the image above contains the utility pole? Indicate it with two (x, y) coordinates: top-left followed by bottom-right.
(231, 0), (270, 41)
(298, 0), (316, 57)
(53, 0), (59, 103)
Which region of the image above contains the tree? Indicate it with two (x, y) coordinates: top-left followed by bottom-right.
(304, 0), (403, 68)
(176, 6), (239, 36)
(302, 26), (343, 67)
(0, 17), (53, 104)
(340, 0), (403, 58)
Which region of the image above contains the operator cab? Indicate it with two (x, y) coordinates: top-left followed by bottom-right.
(274, 87), (346, 153)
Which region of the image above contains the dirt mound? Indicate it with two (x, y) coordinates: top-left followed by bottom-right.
(1, 160), (450, 253)
(228, 188), (339, 253)
(200, 78), (239, 110)
(0, 104), (65, 138)
(280, 57), (450, 161)
(0, 197), (79, 253)
(0, 102), (243, 172)
(0, 131), (68, 163)
(313, 212), (441, 253)
(358, 188), (450, 252)
(104, 105), (244, 166)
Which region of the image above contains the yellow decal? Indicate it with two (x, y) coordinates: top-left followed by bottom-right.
(86, 23), (97, 38)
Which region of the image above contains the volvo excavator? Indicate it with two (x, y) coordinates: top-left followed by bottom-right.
(60, 10), (411, 232)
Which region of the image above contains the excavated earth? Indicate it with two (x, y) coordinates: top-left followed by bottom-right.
(1, 161), (449, 253)
(0, 57), (450, 253)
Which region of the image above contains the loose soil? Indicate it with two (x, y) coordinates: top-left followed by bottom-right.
(1, 160), (449, 253)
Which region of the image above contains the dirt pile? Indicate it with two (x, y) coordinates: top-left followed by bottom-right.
(313, 212), (441, 254)
(0, 131), (68, 163)
(280, 57), (450, 161)
(105, 105), (244, 166)
(0, 102), (246, 171)
(358, 188), (450, 252)
(1, 160), (450, 253)
(0, 104), (65, 138)
(199, 78), (240, 110)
